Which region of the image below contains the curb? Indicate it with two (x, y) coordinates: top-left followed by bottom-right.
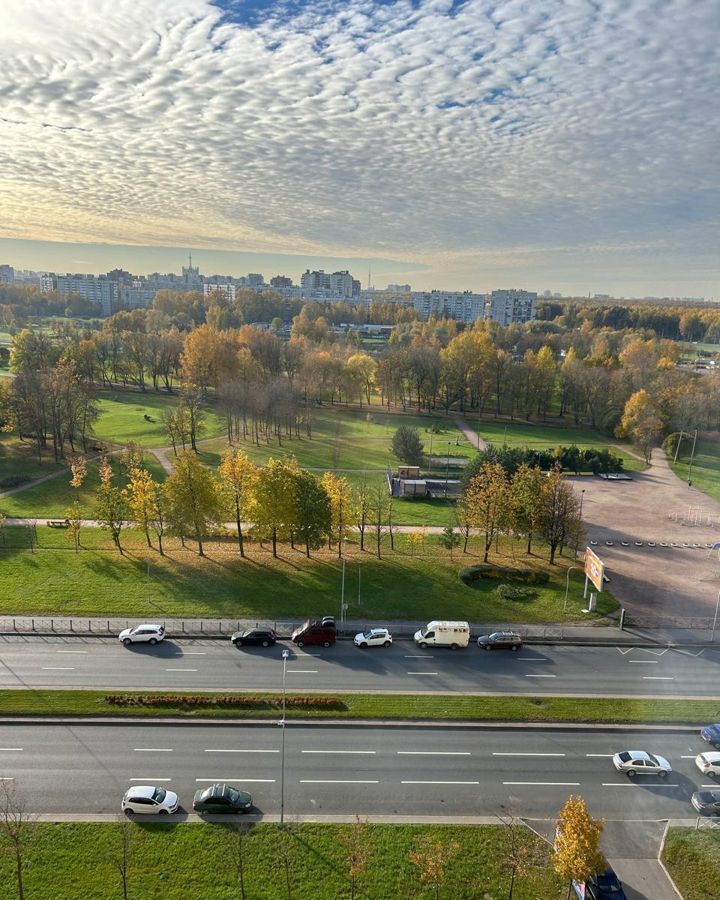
(657, 821), (685, 899)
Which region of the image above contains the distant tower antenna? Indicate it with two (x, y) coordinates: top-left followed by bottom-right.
(367, 264), (372, 291)
(189, 251), (193, 270)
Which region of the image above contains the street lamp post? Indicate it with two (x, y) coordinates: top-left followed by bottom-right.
(280, 648), (289, 824)
(712, 591), (720, 643)
(580, 490), (585, 518)
(563, 566), (581, 613)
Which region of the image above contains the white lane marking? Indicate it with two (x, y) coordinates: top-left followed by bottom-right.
(129, 778), (172, 782)
(493, 752), (566, 757)
(586, 754), (614, 757)
(195, 778), (276, 783)
(601, 783), (679, 787)
(302, 750), (376, 755)
(701, 783), (718, 787)
(171, 652), (207, 656)
(165, 668), (198, 672)
(397, 751), (471, 756)
(407, 671), (438, 675)
(642, 676), (674, 680)
(517, 657), (551, 661)
(402, 780), (479, 785)
(134, 748), (173, 752)
(0, 777), (14, 781)
(41, 667), (75, 670)
(503, 781), (580, 786)
(0, 748), (23, 751)
(681, 755), (697, 759)
(404, 655), (434, 659)
(205, 749), (279, 754)
(300, 780), (378, 784)
(287, 669), (318, 674)
(628, 660), (658, 664)
(55, 650), (88, 654)
(524, 674), (557, 678)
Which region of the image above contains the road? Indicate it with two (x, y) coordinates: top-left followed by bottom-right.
(0, 635), (718, 697)
(0, 722), (712, 821)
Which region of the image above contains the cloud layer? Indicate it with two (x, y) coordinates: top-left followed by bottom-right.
(0, 0), (717, 292)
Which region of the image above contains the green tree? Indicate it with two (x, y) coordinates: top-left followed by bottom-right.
(464, 462), (510, 562)
(164, 451), (221, 557)
(125, 465), (160, 549)
(218, 448), (258, 558)
(391, 425), (424, 466)
(321, 471), (354, 557)
(510, 464), (545, 554)
(291, 469), (331, 558)
(95, 456), (127, 553)
(438, 526), (460, 560)
(253, 458), (298, 558)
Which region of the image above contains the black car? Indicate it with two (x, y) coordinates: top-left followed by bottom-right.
(477, 631), (523, 651)
(585, 867), (627, 899)
(193, 783), (253, 814)
(231, 628), (277, 648)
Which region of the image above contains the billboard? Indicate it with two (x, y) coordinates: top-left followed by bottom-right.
(584, 547), (604, 593)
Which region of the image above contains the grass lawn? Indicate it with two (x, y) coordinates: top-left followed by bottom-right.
(0, 454), (167, 518)
(0, 528), (609, 621)
(93, 389), (226, 448)
(0, 822), (562, 900)
(0, 690), (715, 724)
(662, 828), (720, 900)
(669, 434), (720, 503)
(0, 434), (65, 484)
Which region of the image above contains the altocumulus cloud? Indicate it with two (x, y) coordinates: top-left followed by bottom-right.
(0, 0), (717, 288)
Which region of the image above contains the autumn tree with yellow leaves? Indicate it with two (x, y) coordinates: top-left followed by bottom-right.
(553, 795), (605, 897)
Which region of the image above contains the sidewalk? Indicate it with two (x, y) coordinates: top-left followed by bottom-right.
(0, 613), (717, 646)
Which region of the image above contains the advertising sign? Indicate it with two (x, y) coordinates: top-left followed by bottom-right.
(584, 547), (604, 593)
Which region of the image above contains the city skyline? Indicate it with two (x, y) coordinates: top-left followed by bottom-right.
(1, 0), (718, 297)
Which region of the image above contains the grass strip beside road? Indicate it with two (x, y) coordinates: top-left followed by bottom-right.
(1, 690), (718, 724)
(662, 828), (720, 900)
(0, 822), (562, 900)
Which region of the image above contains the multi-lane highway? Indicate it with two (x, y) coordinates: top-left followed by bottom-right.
(0, 722), (712, 819)
(0, 635), (718, 696)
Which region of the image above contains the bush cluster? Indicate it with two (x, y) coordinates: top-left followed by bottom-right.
(103, 694), (346, 710)
(464, 444), (623, 482)
(494, 583), (537, 602)
(0, 473), (30, 489)
(458, 563), (550, 586)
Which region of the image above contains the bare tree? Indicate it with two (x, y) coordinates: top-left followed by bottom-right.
(0, 780), (37, 900)
(228, 822), (248, 899)
(408, 833), (460, 900)
(338, 817), (373, 900)
(497, 814), (546, 900)
(109, 820), (133, 900)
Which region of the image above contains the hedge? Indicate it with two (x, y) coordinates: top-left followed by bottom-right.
(458, 563), (550, 586)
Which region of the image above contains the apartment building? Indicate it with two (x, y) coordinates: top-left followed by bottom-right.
(486, 289), (537, 325)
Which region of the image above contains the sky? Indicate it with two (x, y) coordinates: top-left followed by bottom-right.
(0, 0), (718, 297)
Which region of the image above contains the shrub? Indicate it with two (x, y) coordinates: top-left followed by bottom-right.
(494, 583), (537, 602)
(102, 694), (346, 710)
(0, 473), (30, 489)
(459, 563), (549, 586)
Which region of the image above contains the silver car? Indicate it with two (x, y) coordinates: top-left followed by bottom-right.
(696, 752), (720, 777)
(612, 750), (672, 778)
(122, 785), (179, 815)
(119, 624), (165, 646)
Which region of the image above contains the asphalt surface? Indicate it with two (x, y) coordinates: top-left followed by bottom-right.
(1, 635), (719, 697)
(0, 722), (714, 822)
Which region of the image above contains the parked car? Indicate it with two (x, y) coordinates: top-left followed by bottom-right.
(231, 628), (277, 648)
(695, 752), (720, 777)
(193, 783), (253, 814)
(413, 621), (469, 649)
(691, 790), (720, 815)
(701, 724), (720, 748)
(291, 616), (336, 648)
(122, 785), (179, 815)
(118, 624), (165, 646)
(354, 628), (392, 648)
(612, 750), (672, 778)
(585, 866), (628, 899)
(477, 631), (523, 651)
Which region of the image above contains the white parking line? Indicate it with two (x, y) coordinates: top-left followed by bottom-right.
(402, 780), (479, 785)
(493, 752), (566, 757)
(134, 748), (173, 752)
(287, 669), (318, 674)
(41, 667), (75, 670)
(165, 668), (198, 672)
(205, 749), (279, 754)
(300, 780), (378, 784)
(524, 674), (556, 678)
(407, 671), (438, 675)
(55, 650), (88, 654)
(642, 676), (674, 680)
(503, 781), (579, 786)
(397, 751), (470, 756)
(628, 660), (658, 664)
(195, 778), (276, 783)
(302, 750), (376, 755)
(601, 783), (679, 787)
(404, 655), (434, 659)
(0, 748), (23, 751)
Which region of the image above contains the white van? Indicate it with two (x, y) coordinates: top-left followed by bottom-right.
(414, 621), (470, 649)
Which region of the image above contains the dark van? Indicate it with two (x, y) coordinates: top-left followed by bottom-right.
(291, 616), (337, 648)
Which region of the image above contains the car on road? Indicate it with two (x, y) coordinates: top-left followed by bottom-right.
(477, 631), (523, 651)
(612, 750), (672, 778)
(695, 752), (720, 777)
(354, 628), (392, 648)
(584, 866), (627, 899)
(701, 723), (720, 748)
(122, 785), (179, 815)
(193, 783), (253, 814)
(118, 624), (165, 646)
(691, 790), (720, 815)
(231, 628), (277, 648)
(291, 616), (336, 648)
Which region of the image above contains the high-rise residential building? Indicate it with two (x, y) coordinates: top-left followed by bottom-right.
(300, 269), (359, 299)
(120, 284), (158, 310)
(412, 290), (485, 322)
(486, 289), (537, 326)
(387, 283), (411, 293)
(270, 275), (293, 288)
(55, 275), (119, 316)
(40, 273), (56, 293)
(246, 273), (265, 288)
(203, 282), (236, 301)
(0, 264), (15, 284)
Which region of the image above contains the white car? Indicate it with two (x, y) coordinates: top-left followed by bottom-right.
(696, 752), (720, 777)
(122, 785), (179, 815)
(353, 628), (392, 648)
(119, 624), (165, 646)
(612, 750), (672, 778)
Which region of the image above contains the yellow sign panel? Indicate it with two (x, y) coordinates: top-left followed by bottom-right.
(584, 547), (604, 593)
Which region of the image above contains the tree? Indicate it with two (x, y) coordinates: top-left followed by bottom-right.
(464, 462), (510, 562)
(498, 814), (546, 900)
(391, 425), (424, 466)
(0, 779), (36, 900)
(439, 526), (460, 560)
(253, 458), (298, 558)
(409, 833), (460, 900)
(537, 466), (583, 564)
(67, 454), (87, 552)
(338, 817), (373, 900)
(164, 451), (221, 556)
(369, 481), (391, 559)
(345, 353), (376, 406)
(109, 821), (132, 900)
(228, 822), (248, 900)
(321, 472), (353, 557)
(354, 480), (371, 552)
(218, 448), (258, 558)
(553, 795), (605, 897)
(510, 464), (545, 554)
(616, 389), (664, 464)
(95, 456), (127, 553)
(124, 465), (162, 550)
(291, 469), (331, 558)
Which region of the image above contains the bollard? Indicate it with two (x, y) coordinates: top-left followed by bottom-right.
(12, 619), (15, 631)
(182, 621), (185, 634)
(32, 618), (35, 632)
(51, 619), (54, 633)
(219, 621), (222, 634)
(107, 620), (110, 633)
(89, 620), (91, 633)
(70, 620), (74, 633)
(200, 621), (203, 634)
(619, 608), (626, 631)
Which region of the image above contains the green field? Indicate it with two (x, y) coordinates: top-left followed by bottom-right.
(0, 434), (65, 484)
(670, 434), (720, 502)
(0, 528), (608, 621)
(0, 690), (714, 725)
(662, 828), (720, 900)
(0, 822), (562, 900)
